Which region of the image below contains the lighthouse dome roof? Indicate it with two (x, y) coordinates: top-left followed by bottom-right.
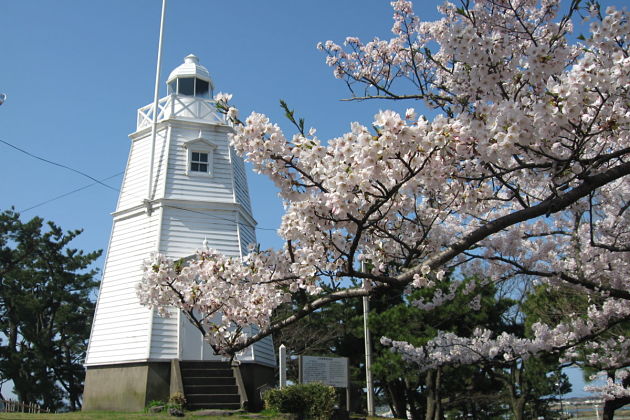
(167, 54), (212, 84)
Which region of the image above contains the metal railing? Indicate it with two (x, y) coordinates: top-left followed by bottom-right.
(137, 95), (225, 130)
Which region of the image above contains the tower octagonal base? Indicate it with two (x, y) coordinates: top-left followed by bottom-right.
(82, 361), (274, 412)
(82, 362), (170, 412)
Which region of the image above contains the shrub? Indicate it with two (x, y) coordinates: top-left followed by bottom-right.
(145, 400), (165, 413)
(263, 383), (337, 420)
(168, 392), (187, 408)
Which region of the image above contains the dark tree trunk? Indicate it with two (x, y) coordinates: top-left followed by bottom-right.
(601, 371), (630, 420)
(385, 379), (410, 419)
(512, 397), (526, 420)
(406, 380), (424, 420)
(425, 368), (443, 420)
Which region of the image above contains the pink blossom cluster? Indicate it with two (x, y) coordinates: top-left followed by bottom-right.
(585, 370), (630, 401)
(139, 0), (630, 398)
(384, 298), (630, 368)
(137, 248), (300, 354)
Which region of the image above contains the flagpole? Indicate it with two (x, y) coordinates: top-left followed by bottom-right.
(148, 0), (167, 201)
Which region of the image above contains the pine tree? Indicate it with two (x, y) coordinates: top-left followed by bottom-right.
(0, 209), (101, 411)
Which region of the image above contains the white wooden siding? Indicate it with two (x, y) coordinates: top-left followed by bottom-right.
(85, 213), (159, 365)
(151, 127), (170, 200)
(89, 98), (274, 366)
(150, 205), (241, 359)
(251, 326), (276, 367)
(164, 127), (234, 203)
(150, 307), (179, 359)
(231, 149), (252, 212)
(239, 223), (256, 257)
(117, 129), (168, 211)
(159, 206), (242, 257)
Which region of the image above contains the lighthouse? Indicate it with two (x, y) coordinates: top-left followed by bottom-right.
(83, 55), (275, 411)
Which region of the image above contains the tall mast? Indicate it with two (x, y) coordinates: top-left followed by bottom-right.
(147, 0), (167, 201)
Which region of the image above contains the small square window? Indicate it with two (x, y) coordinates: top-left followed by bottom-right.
(184, 138), (216, 177)
(191, 152), (209, 173)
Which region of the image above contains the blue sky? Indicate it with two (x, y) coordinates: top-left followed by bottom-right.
(0, 0), (406, 257)
(1, 0), (622, 400)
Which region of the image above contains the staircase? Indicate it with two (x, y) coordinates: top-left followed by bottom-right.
(179, 361), (243, 410)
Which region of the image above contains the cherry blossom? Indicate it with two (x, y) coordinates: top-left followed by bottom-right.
(138, 0), (630, 402)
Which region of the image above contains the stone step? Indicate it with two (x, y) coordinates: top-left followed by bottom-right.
(187, 402), (242, 410)
(184, 385), (239, 395)
(183, 376), (236, 386)
(186, 393), (240, 404)
(180, 368), (233, 378)
(178, 361), (242, 410)
(179, 361), (231, 368)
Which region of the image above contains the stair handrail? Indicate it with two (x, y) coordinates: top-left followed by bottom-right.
(170, 359), (185, 396)
(231, 360), (249, 410)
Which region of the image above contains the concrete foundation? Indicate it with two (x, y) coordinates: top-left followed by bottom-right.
(82, 361), (274, 412)
(239, 363), (275, 411)
(83, 362), (170, 411)
(83, 362), (171, 411)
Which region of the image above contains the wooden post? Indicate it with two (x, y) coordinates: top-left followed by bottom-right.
(279, 344), (287, 389)
(298, 355), (303, 384)
(346, 359), (351, 413)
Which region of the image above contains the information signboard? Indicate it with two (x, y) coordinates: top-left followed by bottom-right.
(299, 355), (349, 388)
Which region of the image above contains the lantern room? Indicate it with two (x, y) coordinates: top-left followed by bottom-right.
(166, 54), (213, 98)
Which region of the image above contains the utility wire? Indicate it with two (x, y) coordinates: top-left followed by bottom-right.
(20, 172), (124, 213)
(163, 203), (279, 232)
(0, 138), (119, 193)
(1, 138), (279, 232)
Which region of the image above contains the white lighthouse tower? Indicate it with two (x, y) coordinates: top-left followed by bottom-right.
(83, 55), (275, 411)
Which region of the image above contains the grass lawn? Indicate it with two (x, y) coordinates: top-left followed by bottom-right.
(0, 410), (386, 420)
(0, 410), (279, 420)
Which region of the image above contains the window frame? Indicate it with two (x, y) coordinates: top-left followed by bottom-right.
(167, 77), (212, 99)
(183, 137), (217, 178)
(190, 151), (209, 173)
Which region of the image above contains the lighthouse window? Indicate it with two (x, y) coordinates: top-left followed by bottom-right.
(184, 138), (216, 177)
(196, 79), (210, 98)
(167, 81), (177, 95)
(191, 152), (209, 173)
(178, 77), (195, 96)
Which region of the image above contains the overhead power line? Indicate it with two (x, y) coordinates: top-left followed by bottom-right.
(0, 138), (119, 193)
(20, 172), (124, 213)
(1, 137), (279, 233)
(162, 203), (279, 232)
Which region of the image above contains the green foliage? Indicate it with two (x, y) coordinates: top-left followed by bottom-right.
(145, 400), (165, 413)
(365, 277), (518, 418)
(168, 392), (187, 411)
(263, 383), (337, 420)
(279, 100), (305, 135)
(0, 209), (101, 411)
(273, 276), (574, 419)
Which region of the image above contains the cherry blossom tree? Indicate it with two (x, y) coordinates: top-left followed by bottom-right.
(138, 0), (629, 410)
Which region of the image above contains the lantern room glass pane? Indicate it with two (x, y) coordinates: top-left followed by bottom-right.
(167, 81), (176, 95)
(178, 78), (195, 96)
(196, 79), (210, 98)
